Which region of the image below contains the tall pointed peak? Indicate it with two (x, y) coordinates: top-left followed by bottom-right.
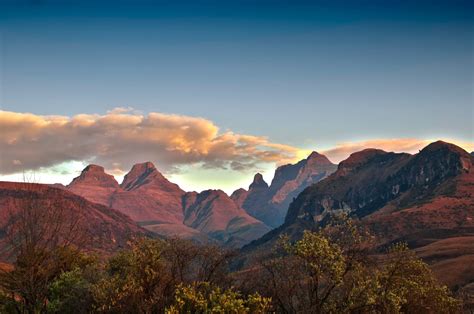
(306, 151), (334, 165)
(249, 173), (268, 190)
(69, 164), (119, 188)
(120, 161), (169, 191)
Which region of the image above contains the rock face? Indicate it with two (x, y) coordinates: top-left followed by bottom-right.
(245, 141), (474, 291)
(230, 188), (248, 208)
(235, 152), (337, 227)
(183, 190), (270, 247)
(241, 174), (270, 221)
(68, 165), (120, 205)
(67, 162), (267, 246)
(115, 162), (186, 224)
(0, 182), (145, 261)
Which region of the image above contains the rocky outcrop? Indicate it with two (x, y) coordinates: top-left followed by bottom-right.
(68, 164), (120, 205)
(230, 188), (248, 208)
(235, 152), (337, 227)
(183, 190), (270, 247)
(67, 162), (268, 246)
(243, 141), (474, 291)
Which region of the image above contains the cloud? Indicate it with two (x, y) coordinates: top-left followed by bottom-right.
(1, 109), (472, 179)
(0, 109), (301, 175)
(322, 138), (474, 163)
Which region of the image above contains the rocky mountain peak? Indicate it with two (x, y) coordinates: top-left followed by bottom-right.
(249, 173), (269, 190)
(120, 162), (167, 191)
(413, 141), (472, 174)
(421, 140), (470, 156)
(69, 164), (119, 188)
(338, 149), (387, 171)
(306, 151), (334, 165)
(230, 188), (249, 208)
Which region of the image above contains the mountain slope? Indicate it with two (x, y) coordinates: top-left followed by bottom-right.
(0, 182), (145, 261)
(67, 162), (268, 246)
(68, 162), (204, 240)
(68, 164), (120, 206)
(236, 152), (337, 227)
(183, 190), (270, 247)
(244, 141), (474, 290)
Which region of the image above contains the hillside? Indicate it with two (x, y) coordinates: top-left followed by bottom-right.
(0, 182), (146, 262)
(233, 151), (337, 227)
(243, 141), (474, 291)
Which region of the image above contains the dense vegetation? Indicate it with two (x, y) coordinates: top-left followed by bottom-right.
(0, 207), (461, 314)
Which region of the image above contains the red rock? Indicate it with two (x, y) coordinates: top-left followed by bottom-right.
(0, 182), (145, 261)
(236, 151), (337, 227)
(183, 189), (270, 247)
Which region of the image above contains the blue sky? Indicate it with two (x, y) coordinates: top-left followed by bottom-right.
(0, 0), (472, 192)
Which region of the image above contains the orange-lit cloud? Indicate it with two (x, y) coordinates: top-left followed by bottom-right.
(1, 109), (472, 180)
(0, 109), (301, 176)
(322, 138), (474, 163)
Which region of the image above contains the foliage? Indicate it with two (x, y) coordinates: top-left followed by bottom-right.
(249, 214), (461, 313)
(166, 282), (272, 314)
(91, 238), (174, 313)
(47, 267), (95, 314)
(0, 246), (94, 314)
(0, 209), (461, 314)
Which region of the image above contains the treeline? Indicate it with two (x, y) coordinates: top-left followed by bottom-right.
(0, 212), (462, 313)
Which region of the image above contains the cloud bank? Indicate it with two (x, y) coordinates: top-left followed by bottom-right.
(0, 109), (300, 176)
(1, 109), (472, 180)
(322, 138), (474, 163)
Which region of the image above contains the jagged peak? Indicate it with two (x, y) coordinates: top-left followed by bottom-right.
(120, 161), (167, 191)
(306, 151), (334, 165)
(249, 173), (268, 190)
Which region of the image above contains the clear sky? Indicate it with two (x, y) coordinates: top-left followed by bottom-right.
(0, 0), (473, 193)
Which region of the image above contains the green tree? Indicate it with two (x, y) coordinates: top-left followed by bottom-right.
(250, 215), (460, 313)
(47, 267), (95, 314)
(166, 282), (272, 314)
(91, 238), (174, 313)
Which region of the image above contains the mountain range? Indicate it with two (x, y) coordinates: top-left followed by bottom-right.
(243, 141), (474, 292)
(1, 141), (472, 293)
(65, 150), (336, 246)
(232, 151), (337, 227)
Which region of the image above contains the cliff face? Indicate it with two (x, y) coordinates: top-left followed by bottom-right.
(68, 164), (120, 206)
(67, 162), (268, 246)
(183, 189), (270, 247)
(236, 152), (337, 227)
(69, 162), (186, 226)
(243, 141), (474, 290)
(285, 141), (472, 226)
